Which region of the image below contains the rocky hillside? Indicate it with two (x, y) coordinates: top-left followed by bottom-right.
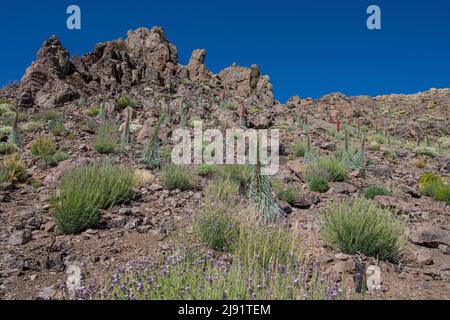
(0, 26), (449, 300)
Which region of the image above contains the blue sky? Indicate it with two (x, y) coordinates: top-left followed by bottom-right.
(0, 0), (449, 102)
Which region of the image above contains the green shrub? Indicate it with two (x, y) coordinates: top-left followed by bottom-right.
(35, 110), (61, 122)
(87, 107), (100, 117)
(93, 123), (118, 154)
(363, 185), (392, 200)
(53, 151), (70, 162)
(48, 116), (66, 136)
(419, 173), (450, 204)
(217, 164), (252, 187)
(372, 134), (387, 145)
(307, 175), (329, 193)
(29, 137), (68, 166)
(0, 154), (27, 183)
(221, 100), (236, 111)
(234, 216), (301, 268)
(194, 205), (239, 252)
(196, 164), (219, 177)
(369, 142), (381, 151)
(51, 161), (134, 234)
(205, 178), (240, 204)
(161, 165), (197, 191)
(292, 141), (306, 158)
(0, 104), (11, 116)
(321, 198), (408, 261)
(22, 121), (44, 132)
(30, 137), (56, 159)
(414, 146), (437, 158)
(272, 180), (297, 205)
(421, 181), (450, 204)
(117, 96), (133, 108)
(316, 157), (347, 182)
(419, 172), (442, 191)
(195, 205), (302, 268)
(1, 111), (27, 125)
(383, 150), (397, 159)
(0, 143), (18, 155)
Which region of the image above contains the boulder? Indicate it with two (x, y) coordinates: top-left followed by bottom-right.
(293, 192), (320, 209)
(44, 158), (89, 188)
(411, 226), (450, 248)
(8, 230), (32, 246)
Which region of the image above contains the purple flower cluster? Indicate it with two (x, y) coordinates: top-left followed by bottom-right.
(75, 251), (345, 300)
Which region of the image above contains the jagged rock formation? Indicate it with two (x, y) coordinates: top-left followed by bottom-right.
(18, 35), (77, 108)
(13, 26), (276, 113)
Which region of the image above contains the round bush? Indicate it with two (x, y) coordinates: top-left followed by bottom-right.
(308, 175), (329, 193)
(363, 185), (392, 200)
(52, 161), (134, 234)
(321, 198), (407, 261)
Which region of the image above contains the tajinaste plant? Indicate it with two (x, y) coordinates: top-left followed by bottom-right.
(141, 112), (166, 169)
(99, 97), (108, 120)
(304, 130), (316, 164)
(8, 110), (20, 146)
(120, 108), (132, 146)
(249, 137), (282, 221)
(180, 101), (189, 128)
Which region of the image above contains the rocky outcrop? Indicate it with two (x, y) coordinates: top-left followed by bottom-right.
(125, 27), (179, 86)
(15, 26), (278, 111)
(219, 64), (274, 108)
(18, 36), (77, 108)
(187, 49), (211, 82)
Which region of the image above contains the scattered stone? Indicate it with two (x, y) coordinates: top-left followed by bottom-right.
(411, 226), (450, 248)
(44, 158), (89, 188)
(333, 182), (357, 195)
(438, 244), (450, 255)
(149, 184), (163, 192)
(8, 230), (32, 246)
(1, 254), (25, 272)
(36, 286), (56, 300)
(106, 216), (128, 229)
(160, 218), (175, 236)
(334, 253), (350, 261)
(118, 208), (132, 215)
(42, 221), (56, 233)
(368, 165), (392, 179)
(26, 216), (42, 230)
(415, 250), (434, 265)
(293, 192), (320, 209)
(279, 202), (293, 215)
(374, 196), (413, 214)
(400, 185), (421, 198)
(0, 182), (13, 191)
(124, 218), (142, 230)
(137, 225), (153, 234)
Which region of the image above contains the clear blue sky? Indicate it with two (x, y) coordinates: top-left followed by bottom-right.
(0, 0), (449, 102)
